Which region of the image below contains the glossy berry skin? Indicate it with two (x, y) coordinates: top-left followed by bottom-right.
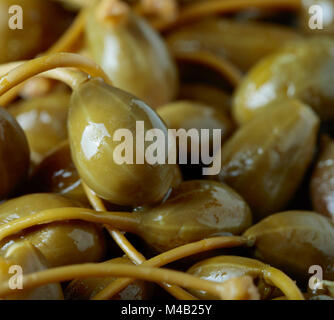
(68, 78), (174, 206)
(214, 99), (319, 220)
(233, 38), (334, 124)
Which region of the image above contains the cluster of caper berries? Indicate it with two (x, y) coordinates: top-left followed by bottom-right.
(0, 0), (334, 301)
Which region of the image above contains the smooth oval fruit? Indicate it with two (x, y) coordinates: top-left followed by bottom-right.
(138, 180), (252, 252)
(9, 90), (71, 164)
(64, 257), (151, 300)
(85, 1), (178, 108)
(187, 256), (278, 300)
(3, 221), (106, 268)
(233, 37), (334, 124)
(0, 181), (251, 255)
(167, 17), (301, 72)
(244, 211), (334, 281)
(0, 106), (29, 200)
(0, 193), (106, 267)
(310, 135), (334, 221)
(214, 99), (319, 220)
(68, 78), (174, 206)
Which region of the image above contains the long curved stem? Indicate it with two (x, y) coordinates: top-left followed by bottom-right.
(42, 68), (89, 89)
(0, 62), (89, 91)
(93, 236), (251, 300)
(0, 53), (111, 103)
(0, 207), (139, 242)
(0, 62), (22, 77)
(155, 0), (302, 31)
(0, 263), (259, 300)
(82, 183), (197, 300)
